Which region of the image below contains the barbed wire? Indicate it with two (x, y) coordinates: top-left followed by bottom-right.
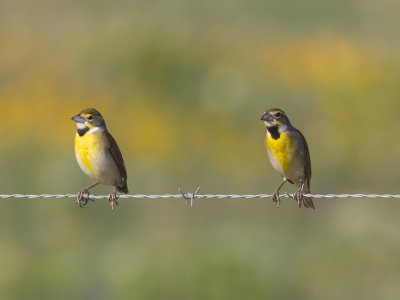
(1, 188), (400, 207)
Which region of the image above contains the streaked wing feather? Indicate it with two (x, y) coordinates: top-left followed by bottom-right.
(105, 131), (127, 180)
(295, 129), (311, 188)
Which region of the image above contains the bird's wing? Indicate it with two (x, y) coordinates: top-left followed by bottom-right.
(295, 129), (311, 188)
(105, 130), (127, 180)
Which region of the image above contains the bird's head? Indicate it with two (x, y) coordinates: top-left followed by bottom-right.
(260, 108), (291, 129)
(71, 108), (106, 131)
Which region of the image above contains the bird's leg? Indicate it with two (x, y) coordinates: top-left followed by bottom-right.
(294, 182), (304, 208)
(108, 186), (119, 210)
(76, 181), (100, 207)
(272, 179), (287, 207)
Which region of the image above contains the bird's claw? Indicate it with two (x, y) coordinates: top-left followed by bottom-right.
(76, 189), (93, 207)
(108, 191), (119, 210)
(293, 189), (303, 208)
(271, 191), (281, 207)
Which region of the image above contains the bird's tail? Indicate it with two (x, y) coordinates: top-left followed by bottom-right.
(302, 186), (315, 209)
(116, 178), (129, 194)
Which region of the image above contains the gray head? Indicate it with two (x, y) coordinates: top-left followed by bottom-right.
(71, 108), (106, 128)
(260, 108), (292, 131)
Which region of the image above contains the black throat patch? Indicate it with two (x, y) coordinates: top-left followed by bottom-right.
(267, 126), (280, 139)
(77, 127), (89, 137)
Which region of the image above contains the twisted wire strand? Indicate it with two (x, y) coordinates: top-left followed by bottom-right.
(0, 193), (399, 199)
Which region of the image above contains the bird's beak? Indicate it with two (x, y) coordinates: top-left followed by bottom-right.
(71, 114), (85, 123)
(260, 112), (274, 122)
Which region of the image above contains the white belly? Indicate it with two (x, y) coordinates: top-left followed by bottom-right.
(75, 130), (122, 186)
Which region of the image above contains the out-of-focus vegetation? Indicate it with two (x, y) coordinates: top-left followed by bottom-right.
(1, 0), (400, 299)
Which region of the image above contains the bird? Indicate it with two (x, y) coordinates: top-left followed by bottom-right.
(261, 108), (314, 209)
(71, 108), (128, 209)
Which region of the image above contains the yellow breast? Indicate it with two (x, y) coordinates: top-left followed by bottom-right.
(74, 131), (105, 178)
(265, 132), (294, 172)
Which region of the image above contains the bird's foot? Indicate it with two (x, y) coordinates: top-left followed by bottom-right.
(76, 189), (93, 207)
(293, 188), (303, 208)
(108, 190), (119, 210)
(271, 191), (281, 207)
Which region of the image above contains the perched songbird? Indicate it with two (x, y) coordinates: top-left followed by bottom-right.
(71, 108), (128, 209)
(261, 108), (314, 209)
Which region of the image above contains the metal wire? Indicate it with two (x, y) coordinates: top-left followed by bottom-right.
(2, 189), (398, 210)
(1, 192), (400, 200)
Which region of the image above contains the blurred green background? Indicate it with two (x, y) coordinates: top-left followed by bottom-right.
(1, 0), (400, 299)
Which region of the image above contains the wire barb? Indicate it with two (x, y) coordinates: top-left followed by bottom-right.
(178, 187), (200, 207)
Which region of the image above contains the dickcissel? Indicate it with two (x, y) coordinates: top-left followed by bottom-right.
(71, 108), (128, 209)
(261, 108), (314, 209)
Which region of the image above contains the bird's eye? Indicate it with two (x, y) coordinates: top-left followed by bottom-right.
(87, 116), (93, 120)
(275, 112), (281, 118)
